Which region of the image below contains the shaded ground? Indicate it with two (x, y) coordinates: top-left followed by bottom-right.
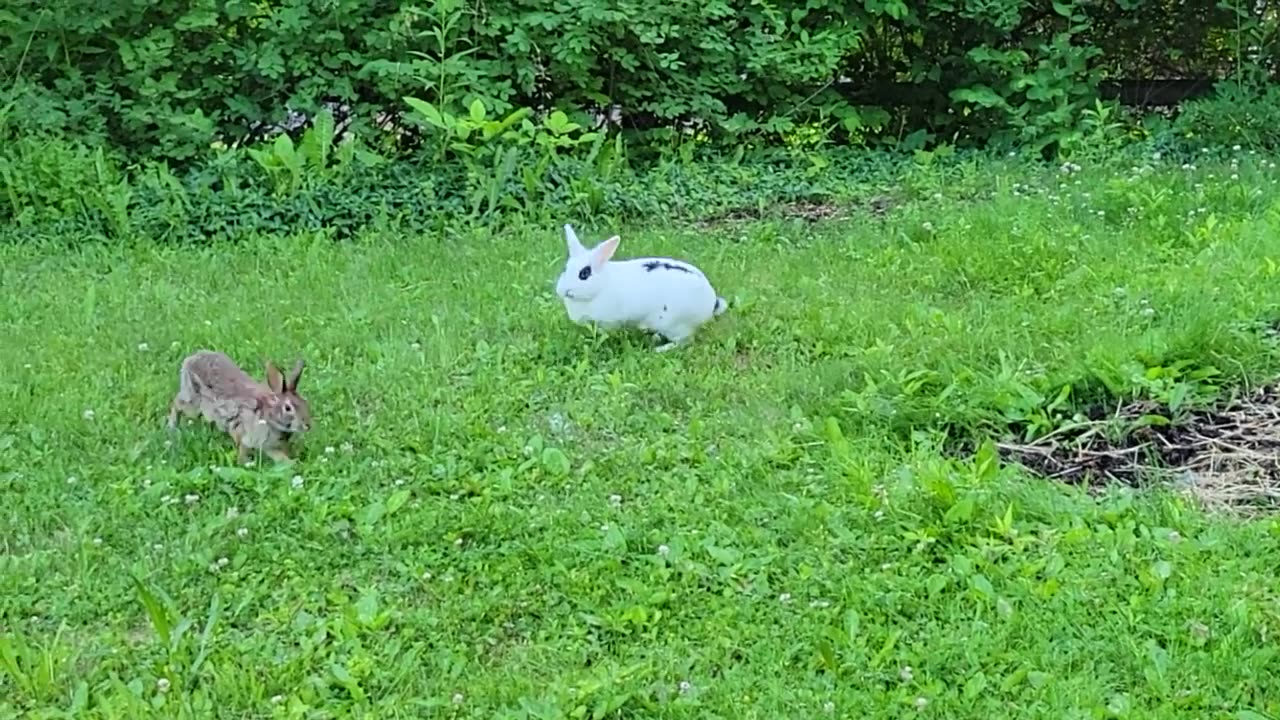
(1000, 383), (1280, 513)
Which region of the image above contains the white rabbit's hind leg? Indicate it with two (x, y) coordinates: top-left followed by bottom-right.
(653, 325), (695, 353)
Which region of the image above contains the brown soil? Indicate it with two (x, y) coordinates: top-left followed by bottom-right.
(694, 194), (899, 227)
(999, 383), (1280, 515)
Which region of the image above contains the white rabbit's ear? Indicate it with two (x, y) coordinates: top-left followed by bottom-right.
(564, 224), (586, 256)
(591, 235), (621, 267)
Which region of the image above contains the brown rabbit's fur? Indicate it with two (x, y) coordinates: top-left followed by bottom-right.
(167, 350), (311, 464)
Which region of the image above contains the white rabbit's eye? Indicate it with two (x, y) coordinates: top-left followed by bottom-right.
(577, 265), (592, 281)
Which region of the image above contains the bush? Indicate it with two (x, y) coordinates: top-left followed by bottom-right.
(0, 0), (1257, 161)
(1171, 82), (1280, 151)
(0, 114), (914, 243)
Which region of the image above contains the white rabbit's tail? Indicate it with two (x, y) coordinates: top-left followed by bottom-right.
(713, 296), (729, 317)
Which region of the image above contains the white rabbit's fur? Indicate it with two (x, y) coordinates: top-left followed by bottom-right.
(554, 224), (728, 352)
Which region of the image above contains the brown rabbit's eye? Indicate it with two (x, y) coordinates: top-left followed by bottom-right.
(578, 265), (591, 281)
(282, 402), (294, 414)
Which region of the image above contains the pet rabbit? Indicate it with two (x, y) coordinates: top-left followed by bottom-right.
(554, 224), (728, 351)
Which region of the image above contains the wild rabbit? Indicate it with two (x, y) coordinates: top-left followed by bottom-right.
(167, 350), (311, 464)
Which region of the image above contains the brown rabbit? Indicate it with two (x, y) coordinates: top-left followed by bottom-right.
(167, 350), (312, 464)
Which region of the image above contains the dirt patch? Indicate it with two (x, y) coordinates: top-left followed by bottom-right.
(999, 383), (1280, 515)
(693, 194), (899, 228)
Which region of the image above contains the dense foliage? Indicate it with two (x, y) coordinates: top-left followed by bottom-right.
(3, 0), (1280, 238)
(2, 0), (1272, 161)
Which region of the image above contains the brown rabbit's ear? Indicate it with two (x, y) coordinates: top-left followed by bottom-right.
(285, 359), (305, 392)
(265, 361), (285, 393)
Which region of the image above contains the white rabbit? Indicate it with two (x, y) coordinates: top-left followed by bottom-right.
(554, 224), (728, 352)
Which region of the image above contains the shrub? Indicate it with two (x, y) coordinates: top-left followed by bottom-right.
(1171, 82), (1280, 151)
(0, 0), (1259, 161)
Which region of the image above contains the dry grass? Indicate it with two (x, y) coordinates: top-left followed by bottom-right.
(1000, 384), (1280, 515)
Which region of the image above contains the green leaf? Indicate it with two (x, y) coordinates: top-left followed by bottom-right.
(404, 97), (447, 129)
(355, 589), (380, 626)
(843, 610), (861, 644)
(971, 574), (995, 598)
(602, 524), (626, 552)
(273, 133), (297, 166)
(386, 489), (411, 515)
(132, 577), (172, 647)
(973, 439), (1000, 481)
(705, 544), (741, 565)
(963, 672), (989, 699)
(950, 85), (1009, 109)
(823, 416), (849, 459)
(70, 680), (89, 713)
(926, 573), (948, 595)
(189, 592), (222, 680)
(944, 495), (976, 523)
(469, 98), (486, 123)
(303, 109), (335, 170)
(0, 636), (31, 693)
(816, 638), (838, 673)
(541, 447), (571, 477)
(356, 500), (387, 528)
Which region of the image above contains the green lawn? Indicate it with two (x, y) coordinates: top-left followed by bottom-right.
(5, 155), (1280, 718)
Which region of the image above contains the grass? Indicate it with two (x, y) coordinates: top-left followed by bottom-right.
(5, 152), (1280, 718)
